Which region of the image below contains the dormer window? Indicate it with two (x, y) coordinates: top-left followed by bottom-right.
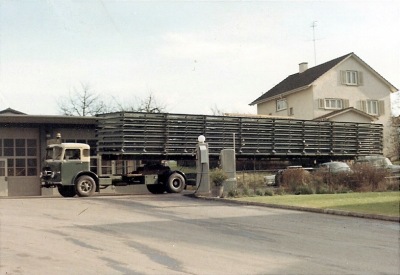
(276, 99), (287, 111)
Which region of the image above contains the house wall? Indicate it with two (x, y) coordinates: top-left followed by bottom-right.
(313, 57), (393, 156)
(326, 113), (372, 123)
(287, 88), (314, 119)
(313, 57), (392, 123)
(256, 88), (314, 119)
(256, 100), (276, 116)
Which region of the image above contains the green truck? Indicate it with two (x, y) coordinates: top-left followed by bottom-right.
(40, 142), (187, 197)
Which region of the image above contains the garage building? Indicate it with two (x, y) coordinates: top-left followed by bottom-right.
(0, 108), (96, 196)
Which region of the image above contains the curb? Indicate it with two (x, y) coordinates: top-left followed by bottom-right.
(187, 194), (399, 222)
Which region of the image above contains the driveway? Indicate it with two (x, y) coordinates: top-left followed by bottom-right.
(0, 193), (399, 275)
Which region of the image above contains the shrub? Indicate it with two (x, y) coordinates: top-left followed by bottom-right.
(255, 189), (264, 196)
(294, 185), (314, 195)
(210, 168), (228, 187)
(264, 189), (274, 196)
(385, 180), (400, 191)
(280, 169), (311, 194)
(315, 184), (332, 194)
(241, 186), (250, 197)
(275, 187), (285, 195)
(351, 164), (389, 191)
(227, 189), (240, 198)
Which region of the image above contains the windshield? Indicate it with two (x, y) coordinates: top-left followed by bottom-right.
(45, 147), (63, 160)
(45, 148), (53, 160)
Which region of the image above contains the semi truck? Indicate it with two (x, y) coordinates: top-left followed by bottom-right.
(40, 142), (187, 197)
(41, 111), (384, 197)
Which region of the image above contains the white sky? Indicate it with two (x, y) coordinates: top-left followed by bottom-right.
(0, 0), (399, 116)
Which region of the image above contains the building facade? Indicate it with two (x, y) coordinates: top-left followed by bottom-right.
(0, 108), (96, 196)
(250, 53), (398, 157)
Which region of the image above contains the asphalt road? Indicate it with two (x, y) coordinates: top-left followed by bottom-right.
(0, 192), (399, 275)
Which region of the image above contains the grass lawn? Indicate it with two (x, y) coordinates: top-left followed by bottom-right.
(232, 192), (400, 217)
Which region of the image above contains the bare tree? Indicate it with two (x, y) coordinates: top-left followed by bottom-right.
(58, 83), (111, 116)
(115, 92), (166, 113)
(210, 104), (225, 116)
(137, 93), (166, 113)
(389, 115), (400, 160)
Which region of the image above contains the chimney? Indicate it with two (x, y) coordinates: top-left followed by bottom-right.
(299, 62), (308, 73)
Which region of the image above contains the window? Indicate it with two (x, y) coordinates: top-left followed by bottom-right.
(16, 159), (26, 176)
(27, 139), (37, 156)
(27, 159), (37, 176)
(346, 71), (358, 85)
(276, 99), (287, 111)
(360, 100), (384, 116)
(1, 138), (38, 176)
(7, 159), (14, 177)
(16, 139), (26, 156)
(325, 99), (343, 109)
(341, 70), (363, 86)
(64, 149), (81, 160)
(319, 98), (348, 110)
(4, 139), (14, 156)
(367, 100), (379, 115)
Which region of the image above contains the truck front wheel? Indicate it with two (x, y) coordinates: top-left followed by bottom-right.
(166, 173), (185, 193)
(75, 175), (96, 197)
(58, 186), (76, 197)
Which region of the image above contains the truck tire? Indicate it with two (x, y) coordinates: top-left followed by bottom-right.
(147, 184), (166, 194)
(166, 172), (185, 193)
(75, 175), (96, 197)
(58, 186), (76, 197)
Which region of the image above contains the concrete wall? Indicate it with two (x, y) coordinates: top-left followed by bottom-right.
(8, 176), (41, 196)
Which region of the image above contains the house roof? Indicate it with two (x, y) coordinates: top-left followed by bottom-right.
(249, 52), (398, 105)
(0, 114), (96, 125)
(0, 107), (27, 115)
(313, 107), (378, 122)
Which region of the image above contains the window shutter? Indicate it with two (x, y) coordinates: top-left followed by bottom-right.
(318, 99), (325, 109)
(359, 100), (367, 112)
(340, 71), (346, 84)
(358, 71), (363, 86)
(378, 100), (385, 115)
(343, 99), (349, 108)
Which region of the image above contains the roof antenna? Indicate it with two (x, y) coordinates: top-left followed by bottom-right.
(311, 21), (317, 66)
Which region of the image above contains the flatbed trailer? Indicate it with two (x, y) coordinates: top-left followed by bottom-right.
(96, 112), (383, 160)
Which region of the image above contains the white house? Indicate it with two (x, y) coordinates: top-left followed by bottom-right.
(249, 52), (398, 157)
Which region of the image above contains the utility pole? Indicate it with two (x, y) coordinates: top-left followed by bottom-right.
(311, 21), (317, 66)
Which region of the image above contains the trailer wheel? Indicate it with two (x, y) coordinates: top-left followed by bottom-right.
(147, 184), (166, 194)
(75, 175), (96, 197)
(166, 173), (185, 193)
(58, 186), (76, 197)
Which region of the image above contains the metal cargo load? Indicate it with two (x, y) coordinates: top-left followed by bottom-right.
(96, 112), (383, 159)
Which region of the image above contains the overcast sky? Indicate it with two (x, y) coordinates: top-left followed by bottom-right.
(0, 0), (399, 116)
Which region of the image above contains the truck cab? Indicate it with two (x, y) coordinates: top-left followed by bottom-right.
(41, 143), (99, 197)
